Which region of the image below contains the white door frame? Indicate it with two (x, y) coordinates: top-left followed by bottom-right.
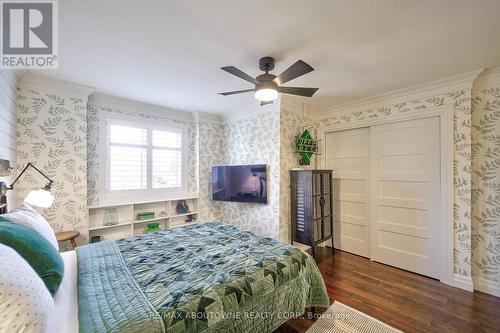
(317, 104), (456, 288)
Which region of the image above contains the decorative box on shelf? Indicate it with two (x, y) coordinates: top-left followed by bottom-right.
(88, 196), (199, 242)
(137, 212), (155, 221)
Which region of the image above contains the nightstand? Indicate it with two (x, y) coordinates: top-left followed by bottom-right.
(56, 231), (80, 250)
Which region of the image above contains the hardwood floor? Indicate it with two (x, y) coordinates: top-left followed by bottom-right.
(277, 247), (500, 333)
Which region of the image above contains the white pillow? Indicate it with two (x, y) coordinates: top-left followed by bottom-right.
(1, 203), (59, 250)
(0, 244), (55, 333)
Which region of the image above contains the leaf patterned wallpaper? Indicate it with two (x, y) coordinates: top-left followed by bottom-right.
(198, 120), (225, 222)
(86, 103), (199, 207)
(197, 107), (282, 240)
(16, 87), (89, 243)
(198, 105), (302, 242)
(471, 84), (500, 286)
(279, 106), (318, 243)
(221, 107), (281, 239)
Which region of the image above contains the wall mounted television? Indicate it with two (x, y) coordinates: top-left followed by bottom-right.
(212, 164), (267, 204)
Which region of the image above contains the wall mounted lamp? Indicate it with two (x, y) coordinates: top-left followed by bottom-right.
(0, 161), (55, 213)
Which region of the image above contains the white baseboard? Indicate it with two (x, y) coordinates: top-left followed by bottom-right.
(473, 277), (500, 298)
(443, 274), (474, 292)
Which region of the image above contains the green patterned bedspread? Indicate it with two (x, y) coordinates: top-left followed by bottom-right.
(77, 222), (329, 333)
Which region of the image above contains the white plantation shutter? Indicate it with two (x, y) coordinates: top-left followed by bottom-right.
(110, 125), (147, 146)
(110, 146), (147, 190)
(152, 129), (182, 188)
(109, 125), (148, 190)
(106, 119), (185, 197)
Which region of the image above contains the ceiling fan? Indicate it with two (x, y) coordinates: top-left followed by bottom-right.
(218, 56), (318, 106)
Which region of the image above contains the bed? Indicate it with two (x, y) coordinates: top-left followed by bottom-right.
(47, 250), (79, 333)
(72, 222), (329, 333)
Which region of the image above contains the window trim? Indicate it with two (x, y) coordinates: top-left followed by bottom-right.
(100, 113), (188, 204)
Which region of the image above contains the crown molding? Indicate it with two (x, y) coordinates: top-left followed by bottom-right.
(222, 98), (280, 123)
(473, 66), (500, 89)
(18, 72), (95, 98)
(194, 111), (224, 124)
(222, 95), (317, 123)
(280, 95), (321, 119)
(89, 92), (195, 122)
(317, 69), (484, 119)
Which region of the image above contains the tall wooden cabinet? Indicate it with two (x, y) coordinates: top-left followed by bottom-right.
(290, 170), (333, 257)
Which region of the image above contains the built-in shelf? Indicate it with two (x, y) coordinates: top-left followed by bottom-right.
(88, 195), (199, 210)
(89, 222), (132, 231)
(171, 212), (199, 218)
(133, 216), (169, 224)
(88, 197), (199, 241)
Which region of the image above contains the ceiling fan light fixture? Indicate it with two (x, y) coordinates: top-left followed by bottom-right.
(219, 57), (318, 104)
(255, 88), (278, 102)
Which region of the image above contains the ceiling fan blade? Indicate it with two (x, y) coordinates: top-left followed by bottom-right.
(260, 101), (273, 106)
(221, 66), (259, 85)
(277, 86), (319, 97)
(273, 60), (314, 86)
(218, 89), (255, 96)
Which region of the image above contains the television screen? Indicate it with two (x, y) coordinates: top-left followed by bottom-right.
(212, 164), (267, 203)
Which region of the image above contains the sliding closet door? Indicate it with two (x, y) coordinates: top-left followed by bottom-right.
(370, 117), (440, 278)
(325, 128), (370, 257)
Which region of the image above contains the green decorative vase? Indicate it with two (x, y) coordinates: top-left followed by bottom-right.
(144, 223), (161, 234)
(90, 236), (103, 243)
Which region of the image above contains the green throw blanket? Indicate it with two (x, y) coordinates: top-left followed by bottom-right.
(77, 222), (329, 333)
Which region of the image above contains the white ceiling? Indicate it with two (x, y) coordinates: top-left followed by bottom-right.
(36, 0), (500, 115)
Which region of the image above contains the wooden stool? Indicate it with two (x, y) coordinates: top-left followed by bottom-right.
(56, 231), (80, 250)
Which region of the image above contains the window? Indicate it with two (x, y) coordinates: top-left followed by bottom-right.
(104, 117), (186, 200)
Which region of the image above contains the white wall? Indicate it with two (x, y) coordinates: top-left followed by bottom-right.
(0, 70), (25, 211)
